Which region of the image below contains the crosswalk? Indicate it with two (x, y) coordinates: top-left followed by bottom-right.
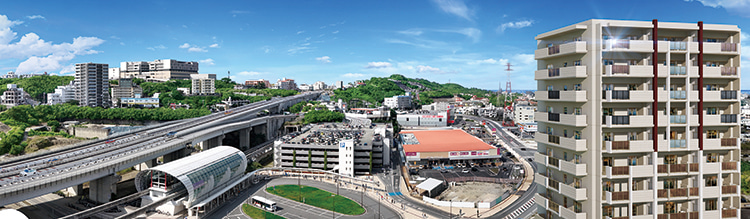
(503, 197), (535, 219)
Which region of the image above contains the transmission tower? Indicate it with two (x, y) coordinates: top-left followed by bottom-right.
(504, 63), (513, 110)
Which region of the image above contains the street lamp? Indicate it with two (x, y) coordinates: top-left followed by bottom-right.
(327, 194), (336, 219)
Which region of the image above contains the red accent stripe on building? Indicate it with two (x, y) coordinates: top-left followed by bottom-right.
(698, 21), (704, 150)
(652, 19), (659, 152)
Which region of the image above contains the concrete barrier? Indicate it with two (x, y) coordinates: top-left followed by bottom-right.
(477, 202), (491, 209)
(422, 196), (475, 208)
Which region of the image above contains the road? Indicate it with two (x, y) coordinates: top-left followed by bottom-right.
(462, 115), (538, 219)
(213, 177), (401, 219)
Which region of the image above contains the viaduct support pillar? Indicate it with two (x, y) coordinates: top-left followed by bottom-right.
(163, 148), (188, 163)
(65, 184), (84, 197)
(89, 174), (121, 203)
(239, 128), (251, 150)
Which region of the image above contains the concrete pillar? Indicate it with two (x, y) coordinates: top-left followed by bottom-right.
(202, 135), (224, 150)
(163, 148), (187, 163)
(89, 174), (120, 203)
(239, 128), (251, 150)
(65, 184), (84, 197)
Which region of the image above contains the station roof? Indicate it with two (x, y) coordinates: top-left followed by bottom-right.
(401, 129), (495, 153)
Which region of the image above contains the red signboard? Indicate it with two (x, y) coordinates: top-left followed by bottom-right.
(450, 152), (458, 156)
(460, 152), (470, 156)
(421, 115), (444, 118)
(405, 152), (417, 156)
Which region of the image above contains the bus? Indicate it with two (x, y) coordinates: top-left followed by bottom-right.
(251, 196), (277, 211)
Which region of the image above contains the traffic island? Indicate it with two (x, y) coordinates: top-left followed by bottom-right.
(242, 203), (286, 219)
(266, 184), (365, 215)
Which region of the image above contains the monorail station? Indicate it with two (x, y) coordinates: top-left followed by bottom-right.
(134, 146), (255, 218)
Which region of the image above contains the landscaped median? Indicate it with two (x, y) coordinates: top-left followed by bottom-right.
(266, 184), (366, 215)
(242, 204), (286, 219)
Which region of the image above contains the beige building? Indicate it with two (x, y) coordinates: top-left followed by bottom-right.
(533, 19), (740, 219)
(75, 63), (110, 107)
(191, 78), (215, 95)
(110, 78), (143, 105)
(119, 59), (199, 81)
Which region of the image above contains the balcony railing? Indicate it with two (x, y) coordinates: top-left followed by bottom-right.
(612, 191), (629, 200)
(548, 68), (560, 77)
(548, 157), (559, 168)
(722, 67), (738, 75)
(720, 90), (737, 99)
(721, 43), (737, 52)
(612, 65), (629, 74)
(612, 40), (630, 49)
(548, 112), (560, 122)
(721, 138), (737, 146)
(721, 114), (737, 123)
(722, 209), (737, 217)
(611, 141), (629, 150)
(548, 90), (560, 99)
(670, 66), (686, 75)
(670, 139), (686, 148)
(603, 115), (630, 125)
(722, 162), (737, 170)
(670, 90), (686, 99)
(689, 187), (699, 196)
(548, 135), (560, 144)
(722, 185), (737, 194)
(670, 41), (687, 50)
(689, 163), (699, 172)
(670, 164), (687, 172)
(670, 115), (686, 124)
(612, 90), (630, 99)
(611, 166), (629, 175)
(548, 45), (561, 55)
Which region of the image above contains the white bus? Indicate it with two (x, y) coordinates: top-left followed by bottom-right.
(251, 196), (277, 211)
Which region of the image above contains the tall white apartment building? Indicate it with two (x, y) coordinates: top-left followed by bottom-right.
(533, 19), (740, 219)
(75, 63), (110, 107)
(384, 95), (412, 109)
(191, 78), (215, 95)
(313, 81), (327, 90)
(47, 82), (76, 105)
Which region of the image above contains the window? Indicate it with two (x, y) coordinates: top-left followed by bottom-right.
(547, 106), (553, 113)
(564, 129), (568, 137)
(603, 108), (613, 116)
(706, 153), (718, 163)
(706, 84), (719, 91)
(705, 199), (717, 210)
(563, 85), (568, 91)
(707, 130), (718, 139)
(629, 132), (637, 140)
(628, 108), (637, 115)
(574, 108), (582, 115)
(574, 60), (581, 66)
(603, 132), (612, 141)
(664, 179), (676, 189)
(705, 38), (718, 43)
(628, 156), (637, 166)
(603, 157), (613, 167)
(665, 155), (677, 164)
(574, 131), (581, 139)
(628, 84), (638, 90)
(705, 176), (718, 186)
(707, 107), (718, 115)
(574, 84), (582, 90)
(564, 107), (568, 114)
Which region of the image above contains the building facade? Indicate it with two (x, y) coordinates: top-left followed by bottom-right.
(276, 78), (297, 90)
(119, 59), (199, 81)
(110, 78), (143, 105)
(384, 95), (412, 109)
(119, 97), (159, 108)
(513, 102), (537, 124)
(244, 79), (271, 88)
(533, 19), (741, 219)
(47, 82), (76, 105)
(75, 63), (110, 107)
(313, 81), (327, 90)
(1, 84), (34, 107)
(191, 78), (215, 95)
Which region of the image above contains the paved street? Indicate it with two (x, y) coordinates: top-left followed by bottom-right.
(212, 177), (400, 219)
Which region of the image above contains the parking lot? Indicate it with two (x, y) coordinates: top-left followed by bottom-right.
(415, 162), (519, 182)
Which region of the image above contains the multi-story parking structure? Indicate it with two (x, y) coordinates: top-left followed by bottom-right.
(533, 19), (740, 219)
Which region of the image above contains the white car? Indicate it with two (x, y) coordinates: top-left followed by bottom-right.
(461, 169), (470, 173)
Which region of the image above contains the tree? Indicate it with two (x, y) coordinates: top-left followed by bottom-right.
(64, 100), (79, 106)
(47, 120), (60, 131)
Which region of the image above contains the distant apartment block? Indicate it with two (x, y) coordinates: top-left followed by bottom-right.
(119, 59), (199, 81)
(244, 79), (271, 88)
(191, 78), (215, 95)
(1, 84), (35, 107)
(75, 63), (110, 107)
(313, 81), (327, 90)
(108, 67), (120, 80)
(119, 97), (159, 108)
(384, 94), (412, 109)
(110, 78), (143, 105)
(275, 78), (297, 90)
(336, 81), (344, 89)
(533, 19), (740, 219)
(2, 71), (47, 79)
(47, 82), (76, 105)
(298, 83), (312, 91)
(513, 102), (536, 124)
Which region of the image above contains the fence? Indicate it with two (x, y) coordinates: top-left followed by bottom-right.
(423, 196), (475, 208)
(443, 176), (521, 184)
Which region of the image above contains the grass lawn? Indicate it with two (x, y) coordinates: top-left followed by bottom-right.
(266, 184), (365, 215)
(242, 204), (286, 219)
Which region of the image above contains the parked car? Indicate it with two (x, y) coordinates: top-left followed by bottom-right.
(461, 169), (470, 173)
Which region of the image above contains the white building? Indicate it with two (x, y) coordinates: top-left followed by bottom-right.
(275, 78), (297, 90)
(119, 59), (199, 81)
(191, 78), (215, 95)
(1, 84), (34, 107)
(534, 19), (741, 219)
(110, 78), (142, 105)
(512, 103), (536, 124)
(108, 68), (120, 80)
(384, 95), (412, 109)
(75, 63), (110, 107)
(297, 83), (312, 91)
(47, 82), (76, 105)
(313, 81), (327, 90)
(336, 81), (344, 90)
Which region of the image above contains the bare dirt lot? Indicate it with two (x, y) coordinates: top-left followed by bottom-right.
(435, 181), (510, 202)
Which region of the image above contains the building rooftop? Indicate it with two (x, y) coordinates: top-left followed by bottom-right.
(280, 123), (386, 147)
(400, 129), (495, 153)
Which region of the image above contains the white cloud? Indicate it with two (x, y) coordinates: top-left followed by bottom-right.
(397, 28), (481, 43)
(188, 47), (207, 52)
(416, 65), (442, 73)
(332, 30), (339, 34)
(238, 71), (263, 76)
(497, 20), (534, 33)
(398, 29), (423, 36)
(296, 30), (305, 35)
(288, 46), (312, 54)
(26, 15), (45, 20)
(468, 58), (502, 65)
(315, 56), (331, 63)
(343, 73), (364, 78)
(261, 46), (272, 53)
(209, 43), (219, 48)
(742, 32), (748, 42)
(199, 58), (215, 65)
(147, 45), (167, 50)
(685, 0), (750, 17)
(365, 62), (392, 69)
(182, 24), (188, 28)
(0, 15), (104, 74)
(179, 43), (190, 48)
(431, 0), (473, 21)
(110, 36), (120, 40)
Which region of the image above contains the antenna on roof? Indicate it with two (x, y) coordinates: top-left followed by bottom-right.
(227, 70), (230, 79)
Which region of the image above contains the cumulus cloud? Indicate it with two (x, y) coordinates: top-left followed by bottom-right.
(26, 15), (45, 20)
(497, 20), (534, 33)
(343, 73), (364, 78)
(365, 62), (392, 69)
(238, 71), (263, 76)
(199, 58), (215, 65)
(209, 43), (219, 48)
(416, 65), (442, 73)
(179, 43), (190, 49)
(0, 15), (104, 74)
(685, 0), (750, 17)
(315, 56), (331, 63)
(147, 45), (167, 50)
(431, 0), (473, 21)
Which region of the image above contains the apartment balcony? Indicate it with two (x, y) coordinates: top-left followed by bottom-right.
(603, 90), (653, 102)
(657, 163), (700, 176)
(535, 41), (587, 59)
(559, 204), (587, 219)
(535, 132), (587, 152)
(535, 112), (587, 127)
(535, 66), (587, 80)
(534, 173), (548, 188)
(704, 90), (738, 101)
(722, 161), (738, 171)
(704, 185), (721, 198)
(535, 90), (587, 102)
(603, 140), (653, 153)
(603, 191), (629, 204)
(703, 114), (736, 126)
(704, 42), (739, 54)
(631, 190), (654, 203)
(704, 162), (721, 174)
(559, 182), (587, 201)
(669, 66), (687, 76)
(721, 208), (739, 218)
(603, 115), (653, 127)
(722, 184), (739, 195)
(603, 65), (653, 77)
(706, 138), (739, 151)
(603, 39), (653, 52)
(657, 188), (691, 200)
(560, 159), (587, 176)
(704, 66), (739, 78)
(657, 212), (701, 219)
(603, 165), (653, 178)
(534, 153), (548, 166)
(534, 193), (549, 211)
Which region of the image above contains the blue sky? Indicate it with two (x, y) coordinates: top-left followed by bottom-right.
(0, 0), (748, 90)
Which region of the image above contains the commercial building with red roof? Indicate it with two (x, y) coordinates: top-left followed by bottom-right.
(400, 129), (501, 165)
